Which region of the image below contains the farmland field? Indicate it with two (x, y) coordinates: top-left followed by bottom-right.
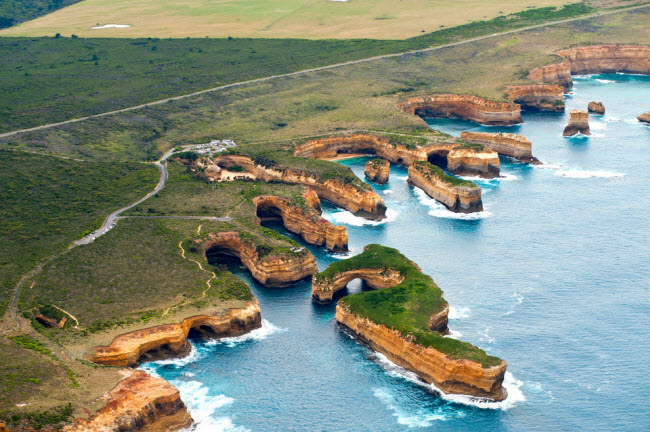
(0, 0), (574, 39)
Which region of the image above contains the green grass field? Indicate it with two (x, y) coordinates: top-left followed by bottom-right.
(0, 0), (573, 39)
(0, 149), (158, 316)
(0, 2), (604, 133)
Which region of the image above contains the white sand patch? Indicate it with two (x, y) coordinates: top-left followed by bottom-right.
(91, 24), (131, 29)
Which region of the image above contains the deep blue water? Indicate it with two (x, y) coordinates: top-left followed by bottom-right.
(143, 74), (650, 431)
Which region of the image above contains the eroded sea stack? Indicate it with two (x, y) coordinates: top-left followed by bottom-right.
(563, 110), (590, 136)
(588, 101), (605, 114)
(364, 158), (390, 184)
(460, 132), (539, 163)
(638, 112), (650, 123)
(506, 84), (565, 111)
(313, 244), (507, 401)
(399, 94), (523, 125)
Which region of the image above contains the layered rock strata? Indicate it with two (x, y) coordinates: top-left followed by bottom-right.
(203, 231), (317, 286)
(638, 112), (650, 123)
(446, 147), (500, 178)
(531, 45), (650, 90)
(253, 194), (348, 252)
(399, 94), (522, 125)
(312, 267), (404, 303)
(460, 132), (539, 163)
(407, 161), (482, 213)
(364, 158), (390, 184)
(336, 305), (507, 400)
(212, 154), (387, 220)
(294, 133), (500, 179)
(588, 101), (605, 114)
(563, 110), (590, 136)
(64, 371), (192, 432)
(505, 85), (565, 111)
(88, 301), (262, 367)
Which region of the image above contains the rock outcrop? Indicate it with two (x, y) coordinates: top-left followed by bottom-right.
(203, 231), (317, 287)
(364, 158), (390, 184)
(336, 305), (507, 401)
(312, 267), (404, 303)
(64, 371), (192, 432)
(211, 154), (387, 220)
(294, 133), (500, 179)
(88, 302), (262, 367)
(531, 45), (650, 90)
(399, 94), (523, 125)
(588, 101), (605, 114)
(460, 132), (539, 163)
(506, 84), (565, 111)
(446, 147), (500, 178)
(254, 193), (348, 252)
(638, 112), (650, 123)
(563, 110), (590, 136)
(407, 161), (482, 213)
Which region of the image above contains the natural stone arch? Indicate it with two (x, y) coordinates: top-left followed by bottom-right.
(312, 267), (404, 304)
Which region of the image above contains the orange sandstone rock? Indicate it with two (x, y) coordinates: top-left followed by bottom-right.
(88, 302), (262, 367)
(638, 112), (650, 123)
(64, 371), (192, 432)
(407, 163), (483, 213)
(399, 94), (522, 125)
(312, 267), (404, 303)
(563, 110), (590, 136)
(364, 159), (390, 184)
(506, 84), (565, 111)
(460, 132), (539, 163)
(529, 61), (573, 89)
(446, 147), (500, 178)
(588, 101), (605, 114)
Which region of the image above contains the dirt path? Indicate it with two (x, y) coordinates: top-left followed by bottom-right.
(0, 5), (647, 140)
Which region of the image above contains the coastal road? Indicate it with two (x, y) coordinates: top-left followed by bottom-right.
(0, 4), (648, 140)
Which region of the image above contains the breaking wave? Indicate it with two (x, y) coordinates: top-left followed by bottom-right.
(413, 188), (492, 220)
(206, 319), (285, 348)
(448, 306), (471, 320)
(324, 208), (398, 226)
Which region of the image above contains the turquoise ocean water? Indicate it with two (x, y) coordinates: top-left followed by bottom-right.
(143, 74), (650, 431)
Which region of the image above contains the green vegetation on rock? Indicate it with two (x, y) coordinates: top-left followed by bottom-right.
(322, 244), (502, 367)
(411, 161), (478, 188)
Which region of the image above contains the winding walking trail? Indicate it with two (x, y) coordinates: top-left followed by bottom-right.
(0, 4), (648, 140)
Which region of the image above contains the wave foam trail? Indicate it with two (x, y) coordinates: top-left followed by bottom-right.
(460, 174), (517, 183)
(324, 208), (398, 226)
(448, 307), (471, 320)
(534, 162), (563, 170)
(554, 169), (624, 179)
(373, 388), (455, 426)
(589, 121), (608, 131)
(147, 342), (202, 368)
(413, 188), (492, 220)
(371, 353), (525, 410)
(383, 190), (394, 194)
(207, 319), (285, 347)
(444, 329), (463, 339)
(595, 78), (615, 84)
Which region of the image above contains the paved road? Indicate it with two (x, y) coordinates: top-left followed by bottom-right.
(0, 4), (648, 140)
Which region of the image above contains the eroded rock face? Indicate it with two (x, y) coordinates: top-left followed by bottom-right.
(506, 84), (565, 111)
(253, 194), (348, 252)
(312, 268), (404, 303)
(88, 302), (262, 367)
(407, 163), (483, 213)
(336, 305), (507, 401)
(203, 232), (318, 286)
(446, 148), (500, 178)
(638, 112), (650, 123)
(588, 101), (605, 114)
(364, 159), (390, 184)
(399, 94), (523, 125)
(563, 110), (590, 136)
(460, 132), (539, 163)
(294, 133), (500, 179)
(529, 61), (573, 89)
(64, 371), (192, 432)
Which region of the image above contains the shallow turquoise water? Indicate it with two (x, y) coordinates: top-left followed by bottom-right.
(143, 74), (650, 431)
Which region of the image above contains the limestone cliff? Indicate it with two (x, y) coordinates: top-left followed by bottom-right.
(88, 301), (262, 367)
(460, 132), (539, 163)
(364, 158), (390, 184)
(638, 112), (650, 123)
(563, 110), (590, 136)
(64, 371), (192, 432)
(407, 161), (482, 213)
(506, 85), (565, 111)
(446, 147), (500, 178)
(336, 305), (507, 401)
(312, 267), (404, 303)
(212, 154), (387, 220)
(588, 101), (605, 114)
(254, 194), (348, 252)
(294, 133), (500, 179)
(529, 61), (573, 89)
(399, 94), (522, 125)
(202, 231), (318, 286)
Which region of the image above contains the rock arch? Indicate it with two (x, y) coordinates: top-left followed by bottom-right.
(312, 267), (405, 304)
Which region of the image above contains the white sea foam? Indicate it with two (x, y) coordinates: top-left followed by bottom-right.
(373, 388), (455, 426)
(448, 306), (471, 320)
(413, 188), (492, 220)
(91, 24), (131, 29)
(383, 190), (394, 194)
(394, 175), (409, 181)
(371, 353), (525, 410)
(459, 173), (517, 182)
(589, 121), (608, 131)
(554, 169), (624, 179)
(604, 116), (622, 122)
(444, 329), (464, 339)
(572, 74), (590, 79)
(149, 342), (203, 367)
(534, 162), (564, 170)
(324, 208), (398, 226)
(479, 327), (495, 344)
(206, 319), (285, 347)
(595, 78), (615, 84)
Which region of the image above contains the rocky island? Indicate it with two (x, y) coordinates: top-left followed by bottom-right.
(638, 112), (650, 123)
(364, 158), (390, 184)
(563, 110), (591, 136)
(460, 132), (540, 163)
(313, 244), (507, 401)
(588, 101), (605, 114)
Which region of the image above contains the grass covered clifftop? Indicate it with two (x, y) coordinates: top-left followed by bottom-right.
(411, 161), (479, 189)
(320, 244), (502, 368)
